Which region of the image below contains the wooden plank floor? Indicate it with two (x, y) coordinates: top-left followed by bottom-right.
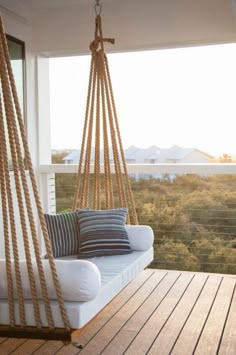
(1, 269), (236, 355)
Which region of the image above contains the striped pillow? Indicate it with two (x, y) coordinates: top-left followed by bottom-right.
(77, 208), (132, 258)
(44, 212), (80, 258)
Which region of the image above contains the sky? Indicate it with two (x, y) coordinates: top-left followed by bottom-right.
(49, 43), (236, 157)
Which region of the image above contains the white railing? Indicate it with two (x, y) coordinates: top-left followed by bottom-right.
(39, 163), (236, 175)
(39, 162), (236, 214)
(39, 163), (236, 213)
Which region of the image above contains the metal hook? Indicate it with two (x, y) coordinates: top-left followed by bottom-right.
(94, 0), (102, 16)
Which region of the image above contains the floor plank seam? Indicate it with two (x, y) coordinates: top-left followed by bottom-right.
(0, 338), (9, 345)
(7, 338), (29, 355)
(100, 271), (170, 353)
(2, 271), (236, 355)
(169, 275), (210, 354)
(54, 342), (79, 355)
(192, 276), (224, 354)
(123, 272), (184, 354)
(30, 340), (57, 355)
(52, 343), (65, 355)
(216, 280), (236, 355)
(76, 270), (157, 353)
(145, 273), (197, 354)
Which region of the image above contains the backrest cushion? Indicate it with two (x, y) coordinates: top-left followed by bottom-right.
(77, 208), (132, 258)
(44, 211), (80, 257)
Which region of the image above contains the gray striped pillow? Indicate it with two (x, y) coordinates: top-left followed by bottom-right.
(77, 208), (132, 258)
(44, 212), (80, 258)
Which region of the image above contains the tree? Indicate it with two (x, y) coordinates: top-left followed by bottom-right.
(52, 152), (68, 164)
(153, 241), (200, 271)
(220, 153), (232, 163)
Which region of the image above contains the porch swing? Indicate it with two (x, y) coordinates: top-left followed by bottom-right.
(0, 0), (154, 341)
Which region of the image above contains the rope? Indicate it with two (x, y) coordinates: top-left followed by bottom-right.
(73, 14), (138, 224)
(0, 33), (42, 327)
(104, 55), (138, 224)
(100, 55), (114, 209)
(0, 95), (27, 326)
(0, 16), (71, 332)
(0, 96), (16, 326)
(93, 51), (101, 210)
(72, 56), (94, 210)
(80, 55), (97, 208)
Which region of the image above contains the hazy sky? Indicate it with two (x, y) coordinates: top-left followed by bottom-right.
(49, 43), (236, 157)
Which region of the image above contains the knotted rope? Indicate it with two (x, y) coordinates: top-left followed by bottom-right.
(72, 15), (138, 225)
(0, 16), (71, 332)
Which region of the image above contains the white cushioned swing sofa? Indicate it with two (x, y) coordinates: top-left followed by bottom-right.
(0, 222), (154, 329)
(0, 1), (154, 336)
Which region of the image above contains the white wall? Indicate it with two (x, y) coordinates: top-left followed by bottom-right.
(181, 151), (212, 163)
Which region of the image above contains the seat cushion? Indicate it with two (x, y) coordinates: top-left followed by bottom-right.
(0, 248), (154, 328)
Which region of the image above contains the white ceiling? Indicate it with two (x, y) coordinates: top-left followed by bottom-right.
(19, 0), (95, 9)
(6, 0), (236, 56)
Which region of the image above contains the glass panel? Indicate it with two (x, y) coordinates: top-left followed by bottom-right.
(7, 35), (25, 119)
(5, 35), (26, 169)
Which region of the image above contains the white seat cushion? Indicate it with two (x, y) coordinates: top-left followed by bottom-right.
(0, 225), (154, 328)
(0, 248), (153, 328)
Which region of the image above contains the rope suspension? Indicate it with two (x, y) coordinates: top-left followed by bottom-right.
(72, 14), (138, 225)
(0, 16), (71, 339)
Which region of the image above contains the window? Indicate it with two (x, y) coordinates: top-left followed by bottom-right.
(6, 35), (26, 120)
(5, 35), (26, 169)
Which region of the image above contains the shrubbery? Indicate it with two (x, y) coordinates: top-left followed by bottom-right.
(55, 173), (236, 274)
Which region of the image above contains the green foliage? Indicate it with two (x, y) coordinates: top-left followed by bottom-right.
(54, 169), (236, 275)
(52, 152), (68, 164)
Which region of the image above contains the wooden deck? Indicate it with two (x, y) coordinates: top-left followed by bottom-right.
(1, 269), (236, 355)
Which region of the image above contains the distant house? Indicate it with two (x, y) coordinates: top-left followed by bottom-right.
(62, 145), (214, 180)
(63, 145), (213, 165)
(63, 150), (80, 164)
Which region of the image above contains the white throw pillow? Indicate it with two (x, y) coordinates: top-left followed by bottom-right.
(125, 225), (154, 251)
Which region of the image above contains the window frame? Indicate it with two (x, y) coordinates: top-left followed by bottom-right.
(6, 34), (27, 128)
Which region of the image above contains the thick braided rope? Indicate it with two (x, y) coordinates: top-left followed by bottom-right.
(94, 16), (119, 210)
(72, 56), (94, 210)
(93, 50), (101, 210)
(75, 14), (138, 219)
(8, 80), (55, 328)
(0, 16), (71, 330)
(0, 156), (15, 325)
(80, 54), (98, 208)
(0, 35), (43, 327)
(100, 55), (114, 209)
(80, 57), (97, 208)
(104, 55), (138, 224)
(2, 25), (70, 331)
(96, 18), (126, 209)
(100, 52), (126, 208)
(0, 94), (27, 326)
(0, 102), (16, 326)
(96, 14), (138, 223)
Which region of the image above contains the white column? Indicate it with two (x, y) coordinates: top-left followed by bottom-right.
(37, 56), (56, 215)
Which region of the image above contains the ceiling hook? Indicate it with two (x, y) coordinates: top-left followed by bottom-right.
(94, 0), (102, 16)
